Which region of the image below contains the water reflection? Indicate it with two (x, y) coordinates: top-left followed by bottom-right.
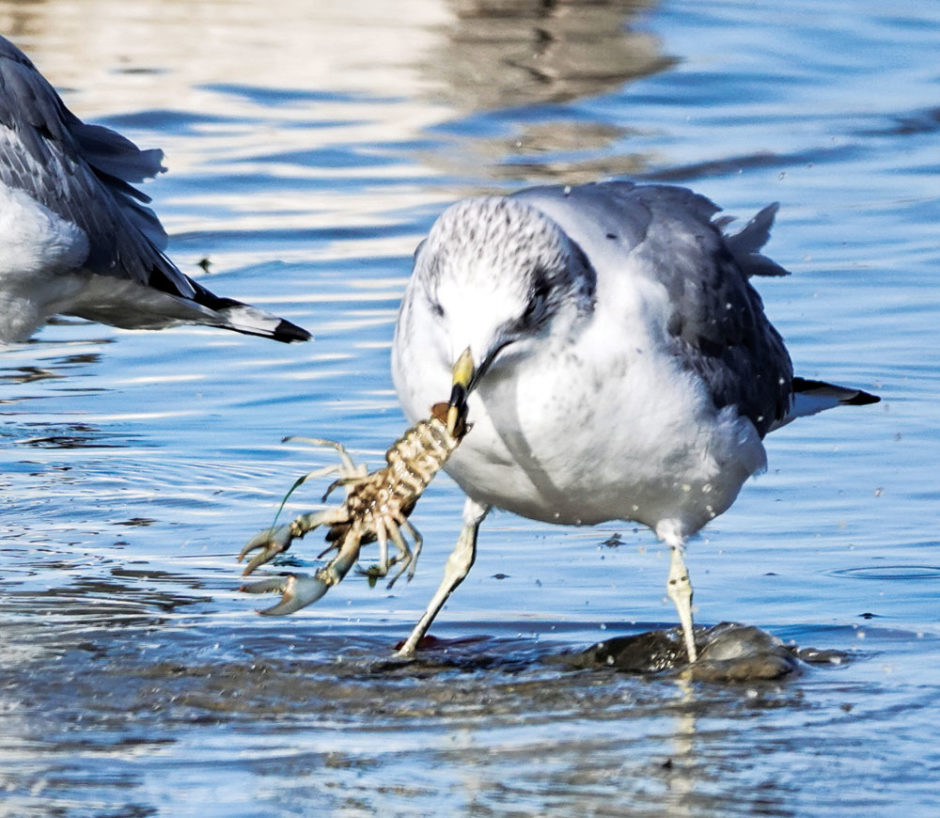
(13, 425), (120, 449)
(0, 366), (64, 386)
(0, 594), (932, 816)
(1, 0), (665, 113)
(0, 347), (106, 389)
(426, 0), (669, 109)
(0, 0), (671, 192)
(418, 0), (672, 181)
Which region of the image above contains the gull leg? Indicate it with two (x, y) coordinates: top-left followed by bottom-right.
(395, 497), (490, 658)
(666, 544), (698, 663)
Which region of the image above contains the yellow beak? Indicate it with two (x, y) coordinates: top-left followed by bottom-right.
(447, 347), (475, 435)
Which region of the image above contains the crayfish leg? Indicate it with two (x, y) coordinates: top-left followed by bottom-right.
(294, 437), (368, 476)
(385, 516), (423, 589)
(398, 517), (424, 583)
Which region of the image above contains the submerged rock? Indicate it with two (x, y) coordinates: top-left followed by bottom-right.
(559, 622), (847, 681)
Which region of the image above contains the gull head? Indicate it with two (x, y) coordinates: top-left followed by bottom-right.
(412, 196), (596, 432)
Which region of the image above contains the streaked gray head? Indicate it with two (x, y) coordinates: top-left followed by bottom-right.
(413, 195), (595, 379)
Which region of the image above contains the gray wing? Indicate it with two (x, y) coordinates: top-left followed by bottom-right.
(513, 181), (793, 436)
(0, 36), (195, 296)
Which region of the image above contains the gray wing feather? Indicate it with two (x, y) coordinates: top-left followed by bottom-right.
(513, 181), (793, 435)
(723, 203), (789, 277)
(0, 36), (192, 295)
(513, 180), (721, 253)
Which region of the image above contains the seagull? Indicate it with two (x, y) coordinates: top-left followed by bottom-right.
(392, 181), (878, 662)
(0, 35), (310, 344)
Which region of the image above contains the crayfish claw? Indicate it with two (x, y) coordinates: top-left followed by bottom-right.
(237, 411), (466, 630)
(240, 575), (292, 595)
(240, 572), (331, 615)
(239, 509), (340, 576)
(238, 525), (294, 576)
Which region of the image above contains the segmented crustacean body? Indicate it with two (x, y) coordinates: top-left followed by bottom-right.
(238, 406), (467, 616)
(324, 411), (460, 545)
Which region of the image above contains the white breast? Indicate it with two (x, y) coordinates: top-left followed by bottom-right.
(394, 271), (767, 538)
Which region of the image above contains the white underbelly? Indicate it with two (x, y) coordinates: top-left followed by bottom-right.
(0, 184), (90, 341)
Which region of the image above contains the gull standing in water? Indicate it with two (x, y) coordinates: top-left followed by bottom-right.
(392, 181), (878, 662)
(0, 35), (309, 343)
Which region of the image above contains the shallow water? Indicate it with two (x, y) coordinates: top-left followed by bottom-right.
(1, 0), (938, 815)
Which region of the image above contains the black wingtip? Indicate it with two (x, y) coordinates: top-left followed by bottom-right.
(792, 376), (880, 406)
(183, 278), (312, 342)
(844, 389), (880, 406)
(273, 319), (313, 343)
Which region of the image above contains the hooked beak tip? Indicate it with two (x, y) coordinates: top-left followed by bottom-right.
(447, 347), (475, 436)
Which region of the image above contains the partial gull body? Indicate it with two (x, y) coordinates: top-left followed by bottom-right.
(0, 35), (309, 343)
(392, 180), (878, 661)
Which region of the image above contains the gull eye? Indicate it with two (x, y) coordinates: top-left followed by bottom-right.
(522, 278), (551, 324)
(431, 300), (445, 318)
